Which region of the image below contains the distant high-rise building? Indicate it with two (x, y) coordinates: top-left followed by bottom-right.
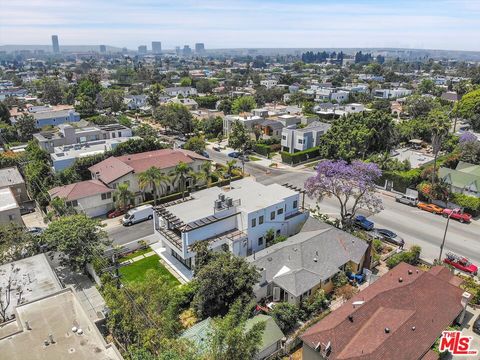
(122, 47), (128, 54)
(51, 35), (60, 54)
(175, 46), (181, 56)
(195, 43), (205, 53)
(152, 41), (162, 54)
(138, 45), (147, 54)
(183, 45), (192, 56)
(99, 45), (107, 53)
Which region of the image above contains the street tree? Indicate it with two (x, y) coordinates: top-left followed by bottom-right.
(154, 103), (193, 134)
(305, 160), (383, 227)
(147, 83), (164, 114)
(0, 223), (38, 265)
(428, 108), (451, 184)
(192, 251), (259, 318)
(15, 113), (36, 141)
(99, 88), (125, 113)
(228, 121), (250, 152)
(183, 135), (206, 154)
(41, 214), (110, 270)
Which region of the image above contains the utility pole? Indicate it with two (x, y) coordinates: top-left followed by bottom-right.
(438, 212), (452, 263)
(111, 251), (121, 289)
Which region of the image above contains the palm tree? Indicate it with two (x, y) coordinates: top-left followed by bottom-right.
(138, 166), (170, 205)
(172, 162), (191, 200)
(226, 160), (237, 184)
(200, 162), (213, 187)
(114, 183), (133, 210)
(429, 109), (451, 185)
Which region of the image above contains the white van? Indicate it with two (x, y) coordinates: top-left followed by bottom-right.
(121, 204), (153, 226)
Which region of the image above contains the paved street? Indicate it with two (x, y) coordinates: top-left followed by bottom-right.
(207, 148), (480, 266)
(103, 217), (154, 247)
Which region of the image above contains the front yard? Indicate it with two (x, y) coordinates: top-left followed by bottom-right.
(119, 254), (180, 286)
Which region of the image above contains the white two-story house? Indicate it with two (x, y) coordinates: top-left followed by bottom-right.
(152, 178), (309, 278)
(281, 121), (331, 154)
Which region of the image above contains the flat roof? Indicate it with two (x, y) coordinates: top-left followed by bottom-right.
(51, 137), (134, 161)
(0, 254), (62, 320)
(0, 166), (24, 187)
(166, 178), (298, 224)
(0, 288), (123, 360)
(0, 188), (18, 211)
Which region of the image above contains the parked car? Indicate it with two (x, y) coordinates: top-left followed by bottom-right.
(238, 154), (250, 162)
(395, 194), (418, 206)
(374, 228), (405, 247)
(442, 208), (472, 223)
(212, 144), (221, 151)
(417, 202), (444, 214)
(26, 227), (45, 236)
(444, 252), (478, 275)
(107, 205), (132, 219)
(354, 215), (374, 231)
(20, 206), (35, 215)
(199, 150), (210, 158)
(473, 315), (480, 335)
(227, 151), (240, 158)
(122, 205), (153, 226)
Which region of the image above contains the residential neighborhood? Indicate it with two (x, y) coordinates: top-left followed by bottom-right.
(1, 1), (480, 359)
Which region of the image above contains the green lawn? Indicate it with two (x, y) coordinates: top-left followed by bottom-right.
(119, 254), (180, 286)
(119, 247), (151, 262)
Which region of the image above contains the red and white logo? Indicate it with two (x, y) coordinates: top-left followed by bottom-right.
(439, 331), (478, 356)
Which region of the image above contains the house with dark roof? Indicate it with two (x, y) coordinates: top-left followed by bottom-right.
(89, 149), (210, 205)
(300, 262), (471, 360)
(247, 217), (370, 305)
(48, 179), (114, 217)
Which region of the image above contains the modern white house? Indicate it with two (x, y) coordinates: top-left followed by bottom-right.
(260, 79), (278, 89)
(223, 115), (264, 136)
(281, 121), (331, 154)
(374, 88), (412, 99)
(164, 87), (198, 97)
(152, 178), (309, 277)
(34, 123), (133, 153)
(48, 179), (115, 217)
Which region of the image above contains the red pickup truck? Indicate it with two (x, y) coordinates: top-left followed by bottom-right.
(444, 253), (478, 275)
(442, 208), (472, 223)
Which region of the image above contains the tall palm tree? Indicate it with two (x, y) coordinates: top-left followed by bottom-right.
(172, 162), (191, 200)
(429, 109), (451, 185)
(114, 183), (133, 210)
(138, 166), (170, 205)
(200, 162), (213, 187)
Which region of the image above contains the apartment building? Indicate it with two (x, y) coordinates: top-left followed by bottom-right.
(281, 121), (331, 154)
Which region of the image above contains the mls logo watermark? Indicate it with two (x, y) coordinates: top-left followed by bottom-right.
(439, 331), (478, 356)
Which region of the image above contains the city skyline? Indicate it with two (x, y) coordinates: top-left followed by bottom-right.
(1, 0), (480, 51)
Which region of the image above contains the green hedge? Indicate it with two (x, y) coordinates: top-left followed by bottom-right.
(281, 147), (321, 165)
(254, 143), (271, 156)
(450, 193), (480, 215)
(379, 168), (422, 193)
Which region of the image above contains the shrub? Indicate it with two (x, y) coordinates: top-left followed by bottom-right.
(270, 302), (300, 333)
(281, 147), (321, 165)
(300, 289), (329, 320)
(450, 193), (480, 215)
(253, 143), (271, 156)
(380, 168), (422, 193)
(332, 271), (349, 288)
(386, 246), (421, 269)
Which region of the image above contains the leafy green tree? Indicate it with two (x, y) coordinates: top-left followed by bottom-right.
(231, 96), (257, 114)
(199, 116), (223, 137)
(138, 166), (170, 204)
(0, 102), (11, 123)
(40, 77), (64, 105)
(195, 79), (217, 93)
(200, 161), (213, 187)
(180, 77), (192, 87)
(99, 88), (125, 113)
(192, 251), (259, 318)
(147, 83), (164, 113)
(109, 138), (166, 157)
(0, 223), (38, 265)
(15, 114), (36, 141)
(428, 108), (451, 183)
(206, 300), (266, 360)
(133, 123), (157, 140)
(217, 99), (233, 114)
(386, 246), (421, 269)
(154, 103), (194, 134)
(183, 136), (206, 154)
(455, 89), (480, 131)
(404, 95), (437, 118)
(114, 183), (134, 210)
(332, 271), (349, 288)
(270, 302), (300, 332)
(41, 214), (110, 270)
(228, 121), (250, 152)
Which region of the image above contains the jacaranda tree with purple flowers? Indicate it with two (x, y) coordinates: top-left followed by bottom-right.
(305, 160), (383, 227)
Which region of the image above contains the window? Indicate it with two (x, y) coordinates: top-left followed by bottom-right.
(67, 200), (78, 207)
(282, 135), (287, 140)
(258, 237), (264, 246)
(251, 218), (256, 227)
(101, 192), (112, 200)
(8, 214), (15, 221)
(277, 208), (283, 215)
(276, 229), (281, 236)
(293, 200), (298, 209)
(259, 215), (264, 225)
(298, 139), (303, 144)
(112, 132), (116, 138)
(118, 131), (121, 137)
(270, 211), (275, 220)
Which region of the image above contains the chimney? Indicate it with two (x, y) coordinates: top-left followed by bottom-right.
(457, 292), (471, 324)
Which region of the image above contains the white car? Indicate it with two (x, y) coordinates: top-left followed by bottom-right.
(121, 205), (153, 226)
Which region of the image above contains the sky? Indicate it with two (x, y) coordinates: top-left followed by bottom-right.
(1, 0), (480, 51)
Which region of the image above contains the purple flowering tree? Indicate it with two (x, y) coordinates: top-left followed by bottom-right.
(459, 132), (477, 144)
(304, 160), (383, 227)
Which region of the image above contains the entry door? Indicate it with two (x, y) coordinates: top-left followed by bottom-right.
(273, 287), (280, 301)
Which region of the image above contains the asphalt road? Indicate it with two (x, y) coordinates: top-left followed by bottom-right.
(104, 217), (154, 247)
(207, 148), (480, 266)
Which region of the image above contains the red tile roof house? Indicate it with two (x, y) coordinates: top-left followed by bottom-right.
(88, 149), (210, 205)
(48, 180), (114, 217)
(301, 262), (471, 360)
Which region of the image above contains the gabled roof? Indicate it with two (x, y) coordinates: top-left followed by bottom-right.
(245, 314), (284, 352)
(300, 263), (466, 360)
(439, 162), (480, 192)
(48, 179), (113, 201)
(89, 156), (134, 184)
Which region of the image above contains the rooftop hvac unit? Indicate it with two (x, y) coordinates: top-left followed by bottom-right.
(225, 197), (233, 207)
(218, 194), (225, 202)
(214, 199), (223, 210)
